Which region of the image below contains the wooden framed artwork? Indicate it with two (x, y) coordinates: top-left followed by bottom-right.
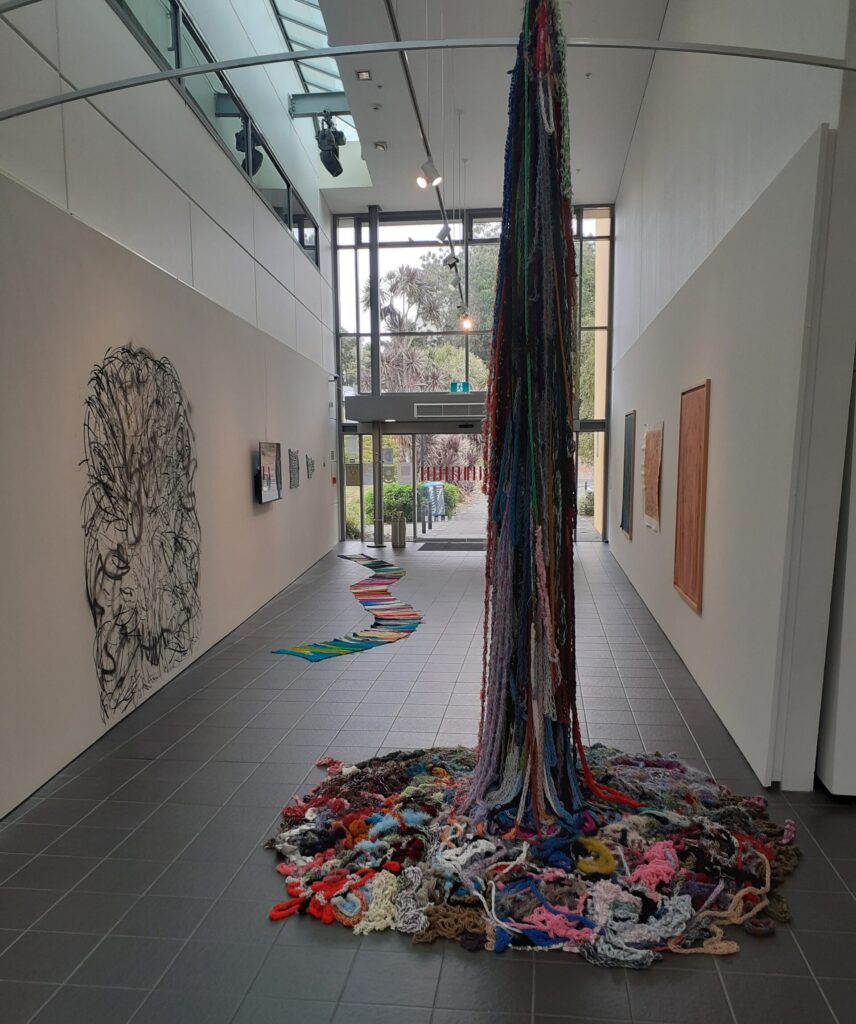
(673, 381), (711, 612)
(642, 422), (664, 532)
(620, 411), (636, 538)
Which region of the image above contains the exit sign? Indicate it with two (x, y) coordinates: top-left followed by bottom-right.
(450, 381), (470, 394)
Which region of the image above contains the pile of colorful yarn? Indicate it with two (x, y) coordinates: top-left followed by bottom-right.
(266, 746), (799, 968)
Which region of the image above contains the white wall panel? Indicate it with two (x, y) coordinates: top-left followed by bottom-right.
(294, 246), (322, 319)
(255, 264), (297, 349)
(295, 297), (323, 365)
(3, 0), (59, 65)
(92, 82), (195, 197)
(190, 203), (256, 325)
(57, 0), (160, 86)
(321, 280), (335, 332)
(321, 326), (336, 374)
(182, 126), (255, 253)
(614, 0), (848, 361)
(252, 193), (295, 292)
(0, 23), (66, 208)
(64, 100), (193, 283)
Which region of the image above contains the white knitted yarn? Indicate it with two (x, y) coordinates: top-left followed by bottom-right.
(353, 871), (399, 935)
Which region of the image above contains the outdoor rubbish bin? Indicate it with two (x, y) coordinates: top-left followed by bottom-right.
(391, 513), (407, 549)
(423, 481), (446, 519)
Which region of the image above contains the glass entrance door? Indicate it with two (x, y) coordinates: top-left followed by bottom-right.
(415, 432), (486, 543)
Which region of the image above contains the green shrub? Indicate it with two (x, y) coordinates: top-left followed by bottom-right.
(578, 490), (595, 517)
(443, 483), (460, 516)
(365, 482), (428, 522)
(344, 515), (361, 539)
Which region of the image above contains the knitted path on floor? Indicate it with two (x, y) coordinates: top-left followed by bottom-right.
(272, 555), (422, 662)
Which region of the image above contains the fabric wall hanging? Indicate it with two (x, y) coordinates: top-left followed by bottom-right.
(642, 422), (664, 532)
(620, 411), (636, 538)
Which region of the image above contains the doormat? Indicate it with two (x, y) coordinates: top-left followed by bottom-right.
(272, 554), (421, 662)
(419, 540), (486, 552)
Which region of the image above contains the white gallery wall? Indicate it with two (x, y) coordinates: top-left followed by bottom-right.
(611, 131), (832, 786)
(0, 173), (340, 816)
(615, 0), (849, 356)
(0, 0), (344, 815)
(611, 0), (856, 788)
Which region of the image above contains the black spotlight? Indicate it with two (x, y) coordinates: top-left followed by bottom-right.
(318, 112), (346, 177)
(235, 125), (263, 176)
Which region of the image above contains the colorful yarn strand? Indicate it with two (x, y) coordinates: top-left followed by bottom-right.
(462, 0), (625, 832)
(273, 555), (421, 662)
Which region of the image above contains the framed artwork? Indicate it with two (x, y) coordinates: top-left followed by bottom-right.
(642, 423), (664, 532)
(620, 411), (636, 538)
(258, 441), (283, 504)
(288, 448), (300, 489)
(674, 381), (711, 613)
(306, 454), (315, 479)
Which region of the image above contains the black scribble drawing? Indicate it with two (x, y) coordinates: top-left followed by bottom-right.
(288, 448), (300, 489)
(82, 345), (201, 720)
(305, 454), (315, 479)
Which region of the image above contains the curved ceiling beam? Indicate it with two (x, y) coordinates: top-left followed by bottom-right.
(0, 36), (852, 125)
(0, 0), (41, 14)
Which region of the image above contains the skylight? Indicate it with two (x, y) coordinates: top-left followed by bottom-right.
(272, 0), (359, 142)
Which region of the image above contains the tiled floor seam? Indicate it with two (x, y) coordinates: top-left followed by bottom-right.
(790, 929), (843, 1024)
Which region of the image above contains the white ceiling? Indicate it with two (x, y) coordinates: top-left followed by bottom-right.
(319, 0), (669, 214)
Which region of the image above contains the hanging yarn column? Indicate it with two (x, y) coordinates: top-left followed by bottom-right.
(461, 0), (629, 832)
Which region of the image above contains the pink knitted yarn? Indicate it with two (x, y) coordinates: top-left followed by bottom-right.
(522, 905), (596, 944)
(627, 841), (679, 893)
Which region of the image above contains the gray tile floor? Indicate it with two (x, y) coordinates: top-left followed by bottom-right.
(2, 542), (856, 1023)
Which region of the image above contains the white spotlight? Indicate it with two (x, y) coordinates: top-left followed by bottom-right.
(436, 222), (452, 242)
(416, 158), (442, 189)
(458, 311), (474, 332)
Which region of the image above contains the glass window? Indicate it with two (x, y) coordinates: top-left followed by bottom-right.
(579, 206), (612, 238)
(343, 434), (362, 539)
(290, 192), (318, 264)
(117, 0), (177, 67)
(467, 332), (493, 387)
(361, 433), (375, 542)
(340, 335), (358, 407)
(358, 337), (372, 395)
(252, 145), (290, 227)
(377, 333), (488, 394)
(576, 431), (605, 540)
(357, 248), (371, 334)
(179, 21), (248, 168)
(578, 328), (608, 421)
(470, 217), (501, 240)
(466, 241), (499, 336)
(580, 237), (611, 329)
(377, 220), (464, 245)
(375, 246), (460, 334)
(337, 251), (358, 333)
(336, 218), (356, 247)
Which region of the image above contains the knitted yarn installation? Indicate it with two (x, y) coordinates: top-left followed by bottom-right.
(265, 0), (801, 967)
(272, 556), (421, 662)
(458, 0), (630, 833)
